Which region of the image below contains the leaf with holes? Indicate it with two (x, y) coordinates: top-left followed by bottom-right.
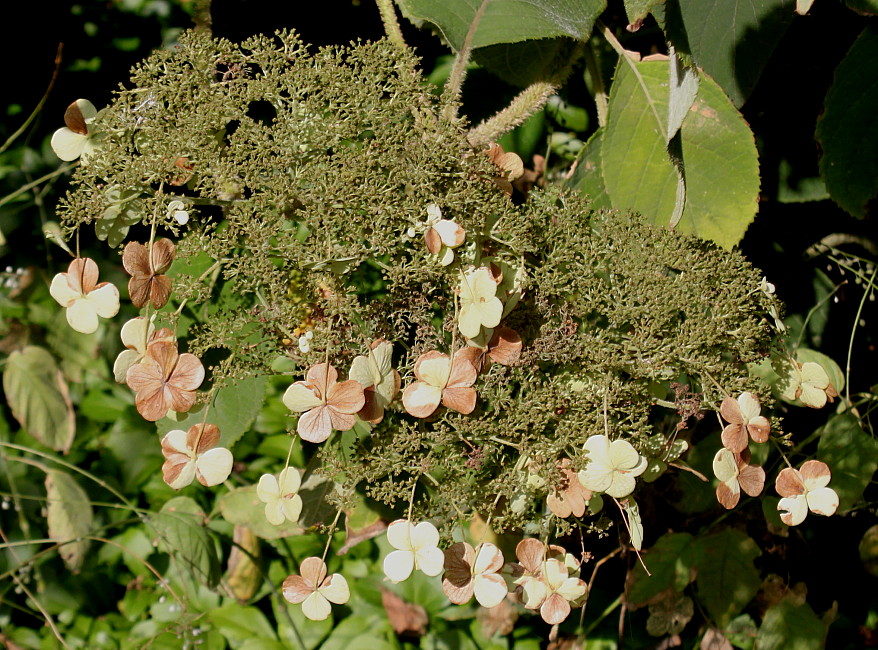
(3, 346), (75, 452)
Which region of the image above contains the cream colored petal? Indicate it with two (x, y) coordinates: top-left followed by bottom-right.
(349, 355), (375, 389)
(161, 429), (190, 456)
(283, 382), (323, 412)
(416, 352), (451, 388)
(712, 448), (738, 483)
(319, 573), (350, 605)
(282, 575), (312, 604)
(437, 246), (455, 266)
(800, 362), (829, 390)
(264, 500), (286, 526)
(578, 465), (613, 494)
(473, 543), (504, 575)
(306, 363), (338, 396)
(278, 467), (301, 495)
(738, 392), (761, 421)
(297, 406), (333, 443)
(113, 349), (141, 383)
(584, 434), (611, 460)
(605, 473), (637, 499)
(120, 317), (153, 352)
(434, 219), (465, 247)
(806, 486), (839, 517)
(386, 519), (415, 551)
(195, 447), (233, 486)
(540, 592), (572, 625)
(555, 577), (587, 602)
(415, 546), (445, 577)
(66, 299), (100, 334)
(86, 283), (120, 318)
(301, 592), (331, 621)
(474, 573), (508, 608)
(520, 576), (548, 609)
(799, 383), (827, 409)
(50, 128), (87, 161)
(410, 521), (440, 550)
(468, 267), (499, 300)
(256, 473), (280, 503)
(49, 273), (80, 307)
(401, 381), (442, 418)
(282, 494), (303, 523)
(607, 439), (642, 472)
(383, 549), (415, 583)
(778, 494), (809, 526)
(458, 303), (485, 339)
(799, 460), (832, 490)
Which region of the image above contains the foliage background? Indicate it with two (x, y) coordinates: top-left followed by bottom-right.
(1, 0), (877, 649)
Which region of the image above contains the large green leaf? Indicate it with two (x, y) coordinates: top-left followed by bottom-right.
(598, 58), (760, 248)
(815, 26), (878, 218)
(626, 532), (700, 607)
(156, 374), (267, 448)
(756, 599), (826, 649)
(394, 0), (605, 51)
(3, 346), (75, 452)
(219, 485), (304, 539)
(817, 412), (878, 512)
(565, 129), (611, 208)
(693, 529), (761, 627)
(208, 602), (277, 644)
(45, 470), (94, 572)
(472, 38), (578, 87)
(657, 0), (794, 107)
(147, 496), (220, 588)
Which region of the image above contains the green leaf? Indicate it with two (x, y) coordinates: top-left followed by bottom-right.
(658, 0), (794, 107)
(795, 348), (844, 395)
(207, 602), (277, 644)
(45, 470), (94, 572)
(624, 0), (663, 26)
(565, 129), (611, 209)
(3, 346), (75, 452)
(394, 0), (605, 51)
(756, 599), (826, 649)
(627, 532), (699, 606)
(600, 59), (760, 248)
(320, 615), (395, 650)
(274, 596), (333, 650)
(845, 0), (878, 17)
(157, 375), (267, 448)
(693, 529), (761, 627)
(473, 38), (578, 87)
(147, 496), (221, 588)
(815, 26), (878, 218)
(817, 412), (878, 512)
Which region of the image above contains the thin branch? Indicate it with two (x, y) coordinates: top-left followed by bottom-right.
(375, 0), (407, 52)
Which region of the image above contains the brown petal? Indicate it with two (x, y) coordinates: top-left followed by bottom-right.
(122, 241), (150, 277)
(799, 459), (831, 484)
(299, 557), (328, 587)
(128, 274), (152, 309)
(747, 417), (770, 444)
(514, 539), (546, 575)
(775, 467), (805, 498)
(424, 228), (442, 255)
(444, 542), (475, 575)
(456, 346), (487, 375)
(487, 326), (522, 366)
(187, 423), (221, 454)
(719, 396), (743, 426)
(149, 327), (177, 347)
(381, 587), (428, 637)
(446, 353), (478, 389)
(327, 408), (357, 432)
(720, 423), (748, 454)
(134, 383), (169, 421)
(358, 387), (383, 423)
(540, 592), (571, 625)
(145, 341), (179, 379)
(327, 379), (365, 415)
(149, 275), (172, 309)
(161, 455), (190, 486)
(297, 405), (333, 443)
(547, 491), (572, 518)
(306, 363), (338, 399)
(63, 100), (89, 135)
(169, 352), (205, 392)
(716, 481), (740, 509)
(737, 463), (765, 497)
(125, 359), (163, 394)
(151, 239), (176, 274)
(282, 574), (314, 604)
(167, 384), (197, 414)
(441, 386), (477, 414)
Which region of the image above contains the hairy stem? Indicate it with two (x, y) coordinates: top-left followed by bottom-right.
(375, 0), (407, 52)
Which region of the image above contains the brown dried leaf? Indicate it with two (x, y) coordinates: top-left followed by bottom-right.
(381, 587), (428, 636)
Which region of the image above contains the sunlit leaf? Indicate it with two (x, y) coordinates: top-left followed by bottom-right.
(3, 346), (75, 452)
(45, 470), (93, 572)
(756, 599), (826, 649)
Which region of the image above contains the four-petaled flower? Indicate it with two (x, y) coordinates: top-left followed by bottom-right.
(775, 460), (839, 526)
(505, 538), (586, 624)
(160, 424), (233, 489)
(122, 239), (176, 309)
(458, 267), (503, 339)
(349, 340), (401, 424)
(424, 204), (465, 266)
(283, 557), (350, 621)
(577, 434), (647, 499)
(126, 341), (205, 421)
(547, 458), (593, 519)
(712, 448), (765, 509)
(49, 257), (120, 334)
(51, 99), (102, 163)
(720, 392), (770, 453)
(442, 542), (507, 608)
(112, 317), (175, 383)
(782, 361), (836, 409)
(282, 363), (365, 443)
(257, 468), (303, 526)
(383, 519), (444, 583)
(537, 558), (587, 625)
(401, 350), (478, 418)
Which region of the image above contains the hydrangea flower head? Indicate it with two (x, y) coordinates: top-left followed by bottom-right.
(424, 204), (465, 266)
(282, 363), (365, 443)
(126, 342), (204, 421)
(577, 434), (647, 499)
(401, 350), (477, 418)
(49, 257), (120, 334)
(712, 448), (765, 509)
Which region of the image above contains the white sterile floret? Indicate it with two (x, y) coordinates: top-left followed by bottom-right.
(256, 468), (303, 526)
(458, 266), (503, 338)
(577, 434), (648, 499)
(383, 519), (444, 583)
(51, 99), (101, 163)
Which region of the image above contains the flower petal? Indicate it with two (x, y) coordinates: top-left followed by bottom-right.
(113, 349), (141, 383)
(719, 395), (743, 425)
(806, 486), (839, 517)
(319, 573), (350, 605)
(410, 521), (440, 550)
(778, 494), (809, 526)
(799, 460), (832, 490)
(282, 575), (312, 604)
(169, 353), (205, 393)
(415, 546), (445, 577)
(473, 573), (508, 608)
(299, 557), (328, 585)
(50, 128), (87, 161)
(737, 463), (765, 498)
(473, 543), (504, 576)
(383, 549), (415, 583)
(402, 381), (442, 418)
(775, 467), (805, 498)
(540, 592), (572, 625)
(65, 299), (100, 334)
(712, 449), (738, 483)
(721, 423), (748, 454)
(49, 273), (80, 307)
(415, 352), (451, 388)
(387, 519), (415, 551)
(256, 474), (280, 503)
(195, 447), (233, 486)
(282, 494), (303, 523)
(297, 405), (333, 443)
(301, 592), (331, 621)
(327, 379), (365, 414)
(163, 457), (195, 490)
(278, 467), (302, 495)
(441, 386), (477, 414)
(283, 382), (323, 412)
(716, 479), (740, 509)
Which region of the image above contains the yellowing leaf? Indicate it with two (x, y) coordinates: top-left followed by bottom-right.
(45, 470), (93, 572)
